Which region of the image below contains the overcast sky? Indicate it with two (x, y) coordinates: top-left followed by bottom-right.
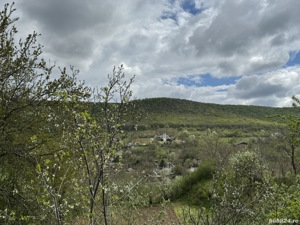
(11, 0), (300, 107)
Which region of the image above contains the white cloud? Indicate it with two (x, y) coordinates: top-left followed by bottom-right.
(227, 66), (300, 106)
(10, 0), (300, 106)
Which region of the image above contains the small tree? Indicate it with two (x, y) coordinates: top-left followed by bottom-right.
(274, 96), (300, 175)
(209, 151), (270, 225)
(0, 3), (58, 221)
(0, 3), (90, 223)
(1, 3), (146, 224)
(68, 65), (143, 225)
(267, 175), (300, 220)
(178, 151), (271, 225)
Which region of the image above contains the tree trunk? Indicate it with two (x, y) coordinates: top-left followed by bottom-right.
(291, 144), (297, 175)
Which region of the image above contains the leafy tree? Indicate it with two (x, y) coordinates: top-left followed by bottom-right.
(1, 3), (145, 224)
(274, 96), (300, 175)
(209, 151), (271, 224)
(199, 129), (232, 164)
(178, 151), (271, 225)
(266, 175), (300, 221)
(0, 3), (90, 223)
(68, 65), (143, 225)
(0, 2), (55, 221)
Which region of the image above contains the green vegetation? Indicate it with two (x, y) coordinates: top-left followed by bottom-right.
(133, 97), (298, 130)
(170, 160), (216, 205)
(2, 3), (300, 225)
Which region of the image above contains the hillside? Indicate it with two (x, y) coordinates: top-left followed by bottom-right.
(134, 98), (300, 129)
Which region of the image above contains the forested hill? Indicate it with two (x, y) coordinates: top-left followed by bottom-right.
(133, 98), (300, 129)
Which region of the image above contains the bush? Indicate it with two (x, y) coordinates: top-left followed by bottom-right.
(268, 175), (300, 220)
(170, 160), (216, 201)
(172, 164), (186, 176)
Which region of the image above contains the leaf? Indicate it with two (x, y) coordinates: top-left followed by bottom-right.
(36, 164), (41, 172)
(45, 159), (51, 165)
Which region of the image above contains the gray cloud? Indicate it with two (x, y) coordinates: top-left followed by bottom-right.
(11, 0), (300, 106)
(227, 67), (300, 106)
(187, 0), (300, 76)
(229, 76), (287, 99)
(20, 0), (115, 35)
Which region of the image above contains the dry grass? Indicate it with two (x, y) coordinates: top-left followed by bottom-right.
(71, 205), (180, 225)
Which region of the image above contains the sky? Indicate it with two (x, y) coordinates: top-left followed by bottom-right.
(11, 0), (300, 107)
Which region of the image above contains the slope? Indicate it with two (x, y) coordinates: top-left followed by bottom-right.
(134, 98), (299, 129)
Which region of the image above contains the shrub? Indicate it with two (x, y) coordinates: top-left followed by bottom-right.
(170, 160), (216, 201)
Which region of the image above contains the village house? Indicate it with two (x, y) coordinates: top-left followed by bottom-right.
(156, 133), (174, 142)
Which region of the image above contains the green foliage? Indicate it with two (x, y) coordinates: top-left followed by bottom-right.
(134, 97), (299, 130)
(271, 95), (300, 175)
(67, 65), (143, 225)
(172, 164), (186, 176)
(204, 151), (271, 224)
(175, 150), (273, 225)
(3, 3), (300, 224)
(0, 3), (89, 223)
(0, 3), (143, 224)
(229, 151), (263, 181)
(171, 160), (216, 203)
(267, 175), (300, 220)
